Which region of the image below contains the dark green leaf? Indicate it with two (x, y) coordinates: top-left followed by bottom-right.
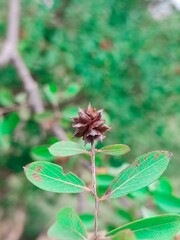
(154, 192), (180, 213)
(0, 113), (19, 135)
(31, 145), (54, 161)
(48, 208), (88, 240)
(24, 161), (88, 193)
(106, 214), (180, 240)
(97, 174), (114, 188)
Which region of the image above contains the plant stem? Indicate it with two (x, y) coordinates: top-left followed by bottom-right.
(91, 141), (99, 240)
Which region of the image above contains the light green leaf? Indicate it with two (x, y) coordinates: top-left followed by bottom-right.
(31, 145), (54, 161)
(24, 161), (88, 193)
(62, 106), (79, 119)
(43, 83), (58, 106)
(97, 144), (130, 156)
(112, 230), (136, 240)
(0, 88), (14, 107)
(64, 83), (81, 98)
(155, 177), (173, 194)
(48, 208), (88, 240)
(34, 111), (54, 123)
(154, 192), (180, 213)
(106, 214), (180, 240)
(49, 141), (89, 157)
(79, 213), (94, 231)
(141, 207), (157, 218)
(104, 151), (172, 199)
(97, 174), (114, 188)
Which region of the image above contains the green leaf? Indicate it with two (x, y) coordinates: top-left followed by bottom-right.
(112, 230), (136, 240)
(34, 111), (54, 123)
(24, 161), (88, 193)
(31, 145), (54, 161)
(155, 177), (173, 194)
(0, 113), (19, 135)
(64, 83), (81, 98)
(97, 144), (130, 156)
(106, 214), (180, 240)
(79, 213), (94, 231)
(62, 106), (79, 119)
(105, 151), (172, 199)
(48, 208), (88, 240)
(154, 192), (180, 213)
(43, 83), (58, 106)
(49, 141), (89, 157)
(0, 88), (14, 107)
(97, 174), (114, 188)
(141, 207), (157, 218)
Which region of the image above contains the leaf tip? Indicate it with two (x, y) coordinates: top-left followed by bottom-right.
(23, 163), (30, 173)
(160, 150), (173, 159)
(168, 151), (173, 159)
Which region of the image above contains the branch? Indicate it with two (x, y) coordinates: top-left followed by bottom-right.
(0, 0), (67, 139)
(0, 0), (19, 66)
(12, 51), (44, 113)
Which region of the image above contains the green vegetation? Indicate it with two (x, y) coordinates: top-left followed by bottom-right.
(0, 0), (180, 239)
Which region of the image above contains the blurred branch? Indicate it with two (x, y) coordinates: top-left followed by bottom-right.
(0, 0), (19, 66)
(0, 0), (67, 140)
(0, 208), (26, 240)
(12, 51), (44, 113)
(0, 103), (28, 116)
(0, 1), (86, 238)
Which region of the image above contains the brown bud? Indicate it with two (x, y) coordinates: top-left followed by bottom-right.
(72, 103), (111, 144)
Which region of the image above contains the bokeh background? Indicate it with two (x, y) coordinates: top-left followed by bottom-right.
(0, 0), (180, 239)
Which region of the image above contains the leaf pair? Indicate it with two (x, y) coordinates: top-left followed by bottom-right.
(48, 208), (180, 240)
(49, 141), (130, 157)
(24, 141), (173, 199)
(24, 141), (130, 194)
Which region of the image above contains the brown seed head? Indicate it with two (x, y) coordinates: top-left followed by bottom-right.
(72, 103), (111, 144)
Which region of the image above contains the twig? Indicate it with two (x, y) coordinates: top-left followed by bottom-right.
(0, 103), (28, 116)
(12, 51), (44, 113)
(91, 141), (99, 240)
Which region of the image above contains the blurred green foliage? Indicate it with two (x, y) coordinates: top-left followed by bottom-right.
(0, 0), (180, 239)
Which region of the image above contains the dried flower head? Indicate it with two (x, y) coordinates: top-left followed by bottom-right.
(72, 103), (111, 144)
